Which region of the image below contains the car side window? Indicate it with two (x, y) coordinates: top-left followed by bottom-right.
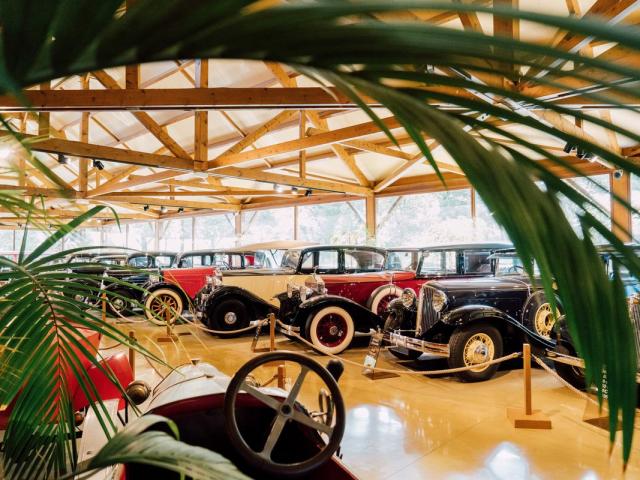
(444, 251), (457, 274)
(179, 256), (193, 268)
(464, 251), (492, 274)
(419, 251), (457, 275)
(344, 250), (385, 272)
(230, 255), (243, 268)
(300, 251), (314, 271)
(318, 250), (339, 273)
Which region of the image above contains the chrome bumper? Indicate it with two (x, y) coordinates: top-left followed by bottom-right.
(545, 349), (640, 383)
(385, 332), (450, 357)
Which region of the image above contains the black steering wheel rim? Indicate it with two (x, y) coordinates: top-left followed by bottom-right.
(223, 351), (345, 477)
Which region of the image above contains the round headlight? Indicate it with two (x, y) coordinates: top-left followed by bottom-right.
(432, 289), (447, 312)
(401, 288), (416, 308)
(148, 274), (160, 284)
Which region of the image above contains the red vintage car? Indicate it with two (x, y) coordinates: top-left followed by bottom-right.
(322, 243), (511, 315)
(142, 248), (258, 325)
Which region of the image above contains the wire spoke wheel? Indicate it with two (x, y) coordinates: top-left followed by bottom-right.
(316, 313), (348, 348)
(534, 303), (555, 338)
(462, 333), (495, 372)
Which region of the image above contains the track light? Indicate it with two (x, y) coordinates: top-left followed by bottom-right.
(178, 207), (184, 213)
(143, 205), (149, 211)
(160, 206), (168, 214)
(57, 153), (67, 165)
(305, 189), (312, 197)
(274, 184), (285, 193)
(291, 187), (299, 194)
(92, 159), (105, 170)
(563, 143), (574, 154)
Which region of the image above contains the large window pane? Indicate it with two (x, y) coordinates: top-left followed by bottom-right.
(376, 190), (472, 247)
(632, 174), (640, 239)
(127, 222), (156, 252)
(102, 224), (127, 249)
(560, 174), (610, 242)
(241, 208), (294, 245)
(158, 218), (193, 252)
(0, 230), (14, 253)
(194, 214), (236, 249)
(298, 201), (365, 244)
(473, 191), (510, 242)
(65, 227), (102, 250)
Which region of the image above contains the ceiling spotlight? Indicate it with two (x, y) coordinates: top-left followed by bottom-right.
(92, 159), (105, 170)
(160, 206), (168, 214)
(563, 143), (575, 154)
(291, 187), (299, 194)
(274, 184), (285, 193)
(305, 189), (312, 197)
(57, 153), (67, 165)
(178, 207), (184, 213)
(143, 204), (150, 211)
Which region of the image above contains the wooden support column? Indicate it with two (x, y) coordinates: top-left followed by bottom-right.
(493, 0), (520, 78)
(235, 212), (242, 246)
(79, 77), (90, 194)
(125, 1), (140, 89)
(366, 195), (376, 245)
(299, 111), (306, 179)
(194, 59), (209, 171)
(38, 82), (50, 136)
(611, 171), (632, 241)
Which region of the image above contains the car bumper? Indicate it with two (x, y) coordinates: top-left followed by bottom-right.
(385, 332), (450, 357)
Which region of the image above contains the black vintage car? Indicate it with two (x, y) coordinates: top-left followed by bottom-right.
(383, 249), (556, 382)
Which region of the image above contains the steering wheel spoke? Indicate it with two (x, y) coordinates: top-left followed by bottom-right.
(284, 365), (309, 406)
(240, 380), (282, 411)
(260, 414), (288, 459)
(291, 408), (333, 435)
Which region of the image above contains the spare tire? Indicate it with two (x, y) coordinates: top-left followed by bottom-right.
(522, 290), (562, 339)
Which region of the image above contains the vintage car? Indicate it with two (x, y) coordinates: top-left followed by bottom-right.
(382, 249), (557, 381)
(142, 248), (258, 325)
(193, 245), (388, 340)
(79, 351), (356, 480)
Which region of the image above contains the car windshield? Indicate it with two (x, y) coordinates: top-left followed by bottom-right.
(344, 249), (385, 272)
(418, 251), (457, 275)
(280, 250), (301, 269)
(156, 255), (175, 267)
(96, 256), (127, 265)
(463, 251), (494, 274)
(494, 254), (539, 277)
(385, 251), (417, 271)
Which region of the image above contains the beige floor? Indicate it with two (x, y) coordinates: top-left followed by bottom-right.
(109, 318), (640, 480)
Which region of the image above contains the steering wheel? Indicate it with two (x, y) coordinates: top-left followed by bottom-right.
(507, 265), (525, 273)
(224, 351), (345, 477)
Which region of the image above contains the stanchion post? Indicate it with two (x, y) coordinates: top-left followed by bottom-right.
(128, 331), (136, 377)
(269, 312), (276, 352)
(277, 364), (286, 389)
(101, 293), (107, 323)
(507, 343), (552, 429)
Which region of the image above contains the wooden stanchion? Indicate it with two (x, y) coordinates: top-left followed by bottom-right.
(507, 344), (552, 429)
(157, 307), (178, 343)
(101, 293), (107, 323)
(269, 312), (276, 352)
(277, 364), (286, 389)
(128, 331), (136, 377)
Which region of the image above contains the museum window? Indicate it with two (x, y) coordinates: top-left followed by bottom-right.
(632, 174), (640, 239)
(101, 224), (127, 248)
(127, 222), (156, 252)
(559, 174), (611, 242)
(64, 227), (102, 250)
(297, 201), (365, 244)
(376, 189), (472, 247)
(194, 214), (236, 249)
(158, 218), (193, 251)
(241, 207), (294, 244)
(473, 191), (510, 242)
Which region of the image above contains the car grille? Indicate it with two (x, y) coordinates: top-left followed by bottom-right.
(417, 285), (441, 335)
(629, 296), (640, 369)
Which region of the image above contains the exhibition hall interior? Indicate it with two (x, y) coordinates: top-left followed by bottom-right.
(2, 1), (640, 479)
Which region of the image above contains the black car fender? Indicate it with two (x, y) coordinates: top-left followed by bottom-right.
(295, 294), (383, 333)
(204, 285), (277, 321)
(442, 304), (554, 351)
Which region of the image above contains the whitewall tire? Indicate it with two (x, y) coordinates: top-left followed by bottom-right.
(145, 288), (183, 326)
(369, 285), (403, 316)
(306, 306), (355, 355)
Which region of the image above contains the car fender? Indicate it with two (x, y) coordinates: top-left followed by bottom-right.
(297, 294), (383, 332)
(443, 304), (555, 350)
(204, 285), (277, 319)
(72, 353), (134, 411)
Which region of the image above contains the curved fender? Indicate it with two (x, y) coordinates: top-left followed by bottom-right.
(443, 304), (555, 350)
(296, 295), (383, 332)
(204, 285), (278, 319)
(72, 353), (134, 411)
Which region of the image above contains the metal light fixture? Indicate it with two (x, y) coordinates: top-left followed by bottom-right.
(160, 206), (168, 214)
(305, 189), (312, 197)
(291, 187), (299, 194)
(143, 205), (150, 211)
(563, 143), (574, 154)
(92, 159), (105, 170)
(274, 184), (285, 193)
(178, 207), (184, 213)
(57, 153), (67, 165)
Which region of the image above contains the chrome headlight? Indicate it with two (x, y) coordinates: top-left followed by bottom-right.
(287, 283), (298, 298)
(305, 273), (327, 295)
(432, 289), (448, 312)
(401, 288), (416, 308)
(148, 274), (160, 284)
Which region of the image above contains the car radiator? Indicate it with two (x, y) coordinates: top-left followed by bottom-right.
(417, 285), (441, 335)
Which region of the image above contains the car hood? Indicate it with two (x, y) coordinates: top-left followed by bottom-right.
(429, 276), (532, 292)
(321, 271), (415, 283)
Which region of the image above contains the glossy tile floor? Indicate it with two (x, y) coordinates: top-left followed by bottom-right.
(109, 318), (640, 480)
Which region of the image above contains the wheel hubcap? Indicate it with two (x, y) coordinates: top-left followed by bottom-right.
(534, 303), (555, 338)
(316, 314), (348, 348)
(377, 295), (396, 315)
(224, 311), (237, 325)
(112, 298), (125, 311)
(463, 333), (495, 372)
(151, 294), (179, 322)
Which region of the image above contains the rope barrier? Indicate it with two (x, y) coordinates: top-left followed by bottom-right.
(532, 354), (599, 405)
(276, 319), (522, 376)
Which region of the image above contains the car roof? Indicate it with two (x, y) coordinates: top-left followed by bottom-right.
(176, 249), (257, 259)
(286, 245), (388, 254)
(237, 240), (318, 250)
(419, 242), (513, 252)
(126, 251), (176, 259)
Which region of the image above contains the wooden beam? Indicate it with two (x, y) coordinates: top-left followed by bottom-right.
(209, 116), (402, 168)
(93, 70), (191, 159)
(299, 111), (306, 179)
(95, 195), (241, 211)
(0, 87), (382, 111)
(79, 108), (89, 193)
(493, 0), (520, 77)
(37, 82), (50, 136)
(611, 170), (632, 241)
(194, 59), (209, 171)
(365, 196), (376, 243)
